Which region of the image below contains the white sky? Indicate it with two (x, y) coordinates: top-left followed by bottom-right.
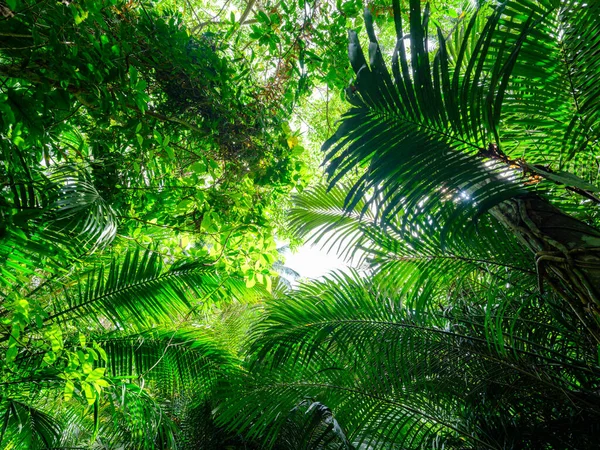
(283, 244), (349, 280)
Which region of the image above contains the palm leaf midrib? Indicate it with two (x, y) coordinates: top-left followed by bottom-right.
(45, 266), (209, 323)
(262, 318), (597, 376)
(381, 253), (535, 274)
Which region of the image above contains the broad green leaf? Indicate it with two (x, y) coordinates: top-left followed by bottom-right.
(64, 380), (75, 401)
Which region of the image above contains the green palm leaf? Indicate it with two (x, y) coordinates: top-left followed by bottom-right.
(0, 400), (61, 450)
(291, 183), (536, 313)
(496, 0), (600, 171)
(38, 249), (252, 329)
(218, 272), (600, 449)
(47, 167), (117, 250)
(93, 328), (240, 449)
(101, 327), (238, 394)
(323, 0), (535, 233)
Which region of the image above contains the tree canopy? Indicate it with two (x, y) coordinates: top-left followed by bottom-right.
(1, 0), (600, 448)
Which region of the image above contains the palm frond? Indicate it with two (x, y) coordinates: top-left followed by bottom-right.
(92, 329), (242, 449)
(0, 400), (61, 450)
(290, 183), (536, 313)
(47, 167), (117, 250)
(217, 272), (600, 449)
(101, 327), (238, 395)
(40, 249), (251, 329)
(95, 382), (179, 450)
(0, 229), (71, 294)
(323, 0), (534, 233)
(2, 155), (117, 251)
(289, 184), (374, 262)
(0, 166), (117, 297)
(495, 0), (600, 173)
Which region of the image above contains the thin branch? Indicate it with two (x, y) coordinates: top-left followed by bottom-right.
(0, 32), (33, 38)
(238, 0), (258, 25)
(192, 18), (257, 31)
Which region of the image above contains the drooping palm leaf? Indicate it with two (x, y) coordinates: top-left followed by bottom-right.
(323, 0), (600, 233)
(92, 328), (241, 449)
(2, 154), (117, 251)
(0, 166), (117, 298)
(495, 0), (600, 171)
(0, 400), (61, 450)
(323, 0), (600, 323)
(29, 248), (255, 331)
(47, 166), (117, 250)
(101, 327), (238, 395)
(323, 0), (537, 234)
(289, 184), (375, 262)
(290, 183), (536, 313)
(0, 327), (244, 449)
(220, 272), (600, 449)
(92, 382), (179, 450)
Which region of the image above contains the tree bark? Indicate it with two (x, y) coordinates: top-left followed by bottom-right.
(491, 193), (600, 338)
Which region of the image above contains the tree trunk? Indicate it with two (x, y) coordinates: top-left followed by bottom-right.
(491, 193), (600, 338)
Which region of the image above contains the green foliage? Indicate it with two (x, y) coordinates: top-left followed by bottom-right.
(0, 0), (306, 283)
(0, 0), (303, 447)
(217, 272), (600, 449)
(322, 0), (600, 235)
(219, 0), (600, 447)
(290, 183), (536, 312)
(1, 0), (600, 448)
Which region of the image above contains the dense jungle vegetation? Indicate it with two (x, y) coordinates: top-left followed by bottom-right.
(1, 0), (600, 448)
